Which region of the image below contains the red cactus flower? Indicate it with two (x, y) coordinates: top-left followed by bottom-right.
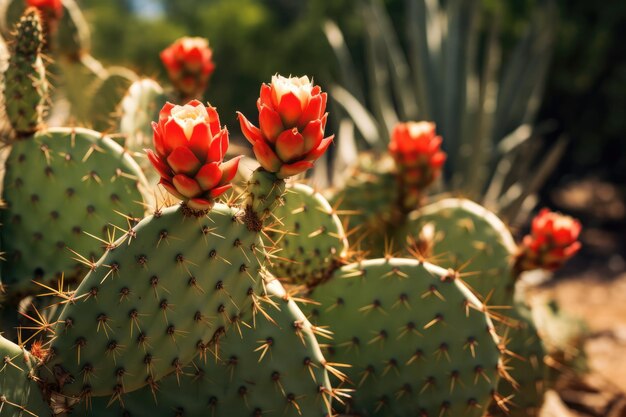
(160, 37), (216, 99)
(26, 0), (63, 22)
(389, 122), (446, 187)
(517, 208), (582, 271)
(388, 122), (446, 210)
(237, 75), (333, 178)
(146, 100), (241, 211)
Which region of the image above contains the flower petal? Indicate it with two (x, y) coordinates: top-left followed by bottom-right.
(152, 122), (168, 158)
(298, 94), (322, 127)
(259, 105), (284, 143)
(219, 155), (243, 184)
(146, 149), (172, 178)
(237, 112), (263, 144)
(160, 178), (185, 200)
(301, 120), (323, 153)
(209, 184), (233, 198)
(207, 128), (229, 162)
(278, 92), (303, 127)
(253, 140), (282, 172)
(159, 102), (176, 122)
(277, 161), (314, 179)
(206, 105), (222, 137)
(172, 174), (202, 198)
(304, 135), (334, 162)
(195, 162), (222, 191)
(187, 197), (214, 210)
(209, 184), (232, 198)
(259, 83), (273, 109)
(167, 146), (202, 176)
(187, 122), (211, 162)
(164, 118), (190, 153)
(275, 129), (305, 163)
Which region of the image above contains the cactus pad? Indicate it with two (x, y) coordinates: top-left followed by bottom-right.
(309, 258), (503, 416)
(73, 278), (333, 417)
(269, 183), (348, 287)
(0, 336), (49, 417)
(405, 198), (517, 306)
(38, 203), (266, 402)
(0, 127), (147, 296)
(328, 153), (399, 256)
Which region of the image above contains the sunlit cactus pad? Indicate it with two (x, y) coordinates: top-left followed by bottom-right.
(405, 198), (517, 305)
(0, 335), (49, 417)
(37, 203), (265, 401)
(0, 127), (147, 296)
(74, 279), (333, 417)
(269, 183), (348, 287)
(308, 258), (503, 417)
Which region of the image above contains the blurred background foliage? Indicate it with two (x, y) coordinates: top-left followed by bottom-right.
(78, 0), (625, 186)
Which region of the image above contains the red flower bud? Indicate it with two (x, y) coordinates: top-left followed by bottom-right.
(389, 122), (446, 209)
(389, 122), (446, 186)
(517, 208), (582, 271)
(160, 37), (216, 99)
(26, 0), (63, 21)
(237, 75), (333, 178)
(146, 100), (241, 211)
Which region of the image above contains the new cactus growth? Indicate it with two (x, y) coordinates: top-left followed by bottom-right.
(4, 8), (47, 137)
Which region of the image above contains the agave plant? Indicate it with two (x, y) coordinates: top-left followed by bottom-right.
(321, 0), (565, 224)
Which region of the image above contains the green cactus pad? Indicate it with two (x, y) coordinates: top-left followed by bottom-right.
(119, 78), (166, 153)
(308, 258), (503, 417)
(243, 169), (286, 232)
(489, 302), (548, 417)
(4, 8), (48, 137)
(73, 278), (333, 417)
(404, 198), (517, 306)
(38, 203), (266, 403)
(0, 336), (49, 417)
(88, 67), (138, 132)
(269, 183), (348, 287)
(328, 153), (399, 256)
(0, 127), (147, 297)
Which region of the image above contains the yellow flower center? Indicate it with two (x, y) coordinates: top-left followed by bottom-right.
(271, 74), (313, 108)
(171, 103), (209, 140)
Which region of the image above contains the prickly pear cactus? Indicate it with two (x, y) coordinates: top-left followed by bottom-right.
(73, 278), (333, 417)
(269, 183), (348, 287)
(308, 258), (504, 417)
(4, 8), (48, 137)
(404, 198), (517, 306)
(37, 203), (266, 403)
(328, 153), (398, 254)
(119, 78), (167, 154)
(0, 127), (148, 296)
(0, 336), (49, 417)
(489, 301), (549, 417)
(88, 67), (138, 132)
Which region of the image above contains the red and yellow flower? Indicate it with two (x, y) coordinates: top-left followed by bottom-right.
(517, 208), (582, 271)
(160, 37), (216, 99)
(237, 75), (333, 178)
(389, 122), (446, 187)
(389, 122), (446, 209)
(146, 100), (241, 211)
